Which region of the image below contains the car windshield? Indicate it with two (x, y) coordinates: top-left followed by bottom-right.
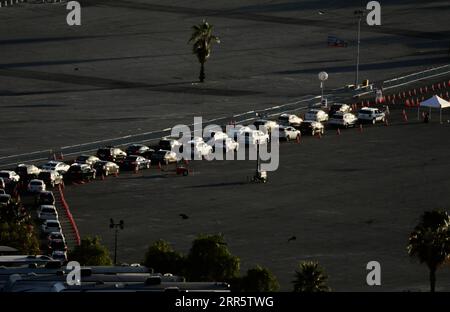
(0, 173), (9, 178)
(77, 156), (88, 161)
(360, 109), (373, 114)
(30, 181), (42, 186)
(42, 208), (55, 213)
(333, 115), (343, 119)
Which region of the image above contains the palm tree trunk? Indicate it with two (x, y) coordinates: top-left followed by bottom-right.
(429, 268), (436, 292)
(199, 62), (205, 82)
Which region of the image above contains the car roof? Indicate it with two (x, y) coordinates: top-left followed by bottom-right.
(360, 107), (377, 111)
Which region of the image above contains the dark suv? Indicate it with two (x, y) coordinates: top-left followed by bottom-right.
(65, 164), (96, 182)
(96, 146), (127, 162)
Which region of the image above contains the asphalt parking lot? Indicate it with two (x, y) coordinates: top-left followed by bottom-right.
(1, 0), (450, 292)
(65, 111), (450, 291)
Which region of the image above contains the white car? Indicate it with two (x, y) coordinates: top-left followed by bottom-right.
(328, 112), (358, 128)
(278, 114), (303, 127)
(205, 131), (228, 142)
(159, 137), (182, 151)
(185, 140), (213, 158)
(357, 107), (386, 124)
(38, 205), (58, 221)
(41, 161), (70, 174)
(227, 125), (269, 145)
(16, 164), (41, 178)
(209, 137), (239, 152)
(27, 179), (46, 193)
(41, 219), (61, 234)
(0, 171), (20, 184)
(253, 119), (279, 133)
(305, 109), (329, 122)
(275, 126), (301, 141)
(203, 126), (225, 141)
(329, 103), (352, 115)
(75, 155), (100, 165)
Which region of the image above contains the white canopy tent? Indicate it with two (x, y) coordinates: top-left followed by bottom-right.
(418, 95), (450, 123)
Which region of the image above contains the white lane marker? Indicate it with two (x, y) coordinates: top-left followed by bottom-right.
(0, 149), (52, 160)
(0, 94), (320, 164)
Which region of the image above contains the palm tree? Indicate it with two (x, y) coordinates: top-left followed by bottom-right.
(292, 261), (330, 292)
(407, 209), (450, 292)
(188, 20), (220, 83)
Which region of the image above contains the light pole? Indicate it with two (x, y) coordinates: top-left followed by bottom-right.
(109, 218), (124, 265)
(318, 71), (328, 107)
(354, 10), (365, 88)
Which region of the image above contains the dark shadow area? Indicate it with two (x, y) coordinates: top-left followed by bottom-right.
(273, 56), (450, 75)
(189, 181), (248, 188)
(103, 0), (450, 40)
(0, 68), (261, 97)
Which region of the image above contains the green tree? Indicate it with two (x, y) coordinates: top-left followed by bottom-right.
(407, 209), (450, 292)
(239, 265), (280, 292)
(143, 240), (185, 275)
(186, 234), (239, 282)
(69, 236), (113, 266)
(292, 261), (330, 292)
(188, 20), (220, 83)
(0, 221), (40, 254)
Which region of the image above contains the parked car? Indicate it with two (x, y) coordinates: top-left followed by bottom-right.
(151, 150), (178, 165)
(253, 119), (279, 133)
(0, 194), (11, 207)
(38, 170), (64, 187)
(27, 179), (46, 193)
(125, 144), (151, 156)
(299, 120), (325, 135)
(328, 112), (358, 128)
(96, 147), (127, 162)
(0, 170), (20, 184)
(93, 161), (120, 177)
(275, 126), (301, 141)
(41, 220), (61, 235)
(51, 250), (68, 263)
(140, 148), (156, 160)
(357, 107), (386, 124)
(228, 126), (269, 145)
(37, 205), (58, 221)
(278, 114), (303, 127)
(158, 137), (182, 151)
(203, 127), (225, 141)
(209, 137), (239, 152)
(15, 164), (41, 180)
(48, 231), (66, 244)
(184, 140), (213, 159)
(305, 109), (329, 122)
(121, 155), (151, 170)
(48, 239), (67, 252)
(75, 155), (100, 166)
(41, 161), (70, 174)
(65, 163), (96, 182)
(329, 103), (352, 115)
(36, 191), (56, 206)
